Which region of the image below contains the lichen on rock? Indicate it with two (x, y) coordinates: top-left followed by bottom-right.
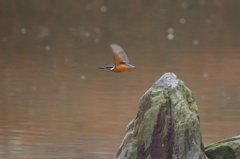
(205, 135), (240, 159)
(116, 72), (208, 159)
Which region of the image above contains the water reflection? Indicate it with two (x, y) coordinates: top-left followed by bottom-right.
(0, 1), (240, 158)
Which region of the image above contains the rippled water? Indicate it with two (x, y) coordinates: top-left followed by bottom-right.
(0, 1), (240, 158)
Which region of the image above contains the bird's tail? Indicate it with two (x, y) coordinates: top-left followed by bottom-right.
(126, 64), (136, 68)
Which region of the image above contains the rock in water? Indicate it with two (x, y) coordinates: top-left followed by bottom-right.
(205, 135), (240, 159)
(116, 73), (208, 159)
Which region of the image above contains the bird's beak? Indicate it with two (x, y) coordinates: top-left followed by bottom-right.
(97, 67), (106, 69)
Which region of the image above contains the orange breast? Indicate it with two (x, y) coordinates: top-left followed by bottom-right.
(113, 65), (132, 72)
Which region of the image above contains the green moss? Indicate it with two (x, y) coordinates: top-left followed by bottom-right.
(205, 136), (240, 159)
(116, 73), (208, 159)
(205, 145), (236, 159)
(205, 136), (240, 149)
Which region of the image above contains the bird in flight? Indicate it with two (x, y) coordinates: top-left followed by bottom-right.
(98, 44), (136, 72)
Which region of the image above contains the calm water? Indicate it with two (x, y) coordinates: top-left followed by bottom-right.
(0, 1), (240, 159)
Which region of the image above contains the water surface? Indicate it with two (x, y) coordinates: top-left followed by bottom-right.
(0, 1), (240, 158)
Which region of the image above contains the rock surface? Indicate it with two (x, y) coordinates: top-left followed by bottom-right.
(205, 135), (240, 159)
(116, 72), (208, 159)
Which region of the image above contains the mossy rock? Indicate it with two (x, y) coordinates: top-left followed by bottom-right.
(116, 73), (208, 159)
(205, 135), (240, 159)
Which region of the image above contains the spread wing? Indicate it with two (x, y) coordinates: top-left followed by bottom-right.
(110, 44), (129, 66)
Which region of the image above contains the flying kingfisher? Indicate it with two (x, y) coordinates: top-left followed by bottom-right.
(98, 44), (136, 72)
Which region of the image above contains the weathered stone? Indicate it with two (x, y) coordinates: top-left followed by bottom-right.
(205, 135), (240, 159)
(116, 72), (208, 159)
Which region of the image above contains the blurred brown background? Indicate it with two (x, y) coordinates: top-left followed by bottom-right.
(0, 1), (240, 158)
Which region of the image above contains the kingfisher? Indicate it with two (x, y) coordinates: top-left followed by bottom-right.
(98, 44), (136, 72)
